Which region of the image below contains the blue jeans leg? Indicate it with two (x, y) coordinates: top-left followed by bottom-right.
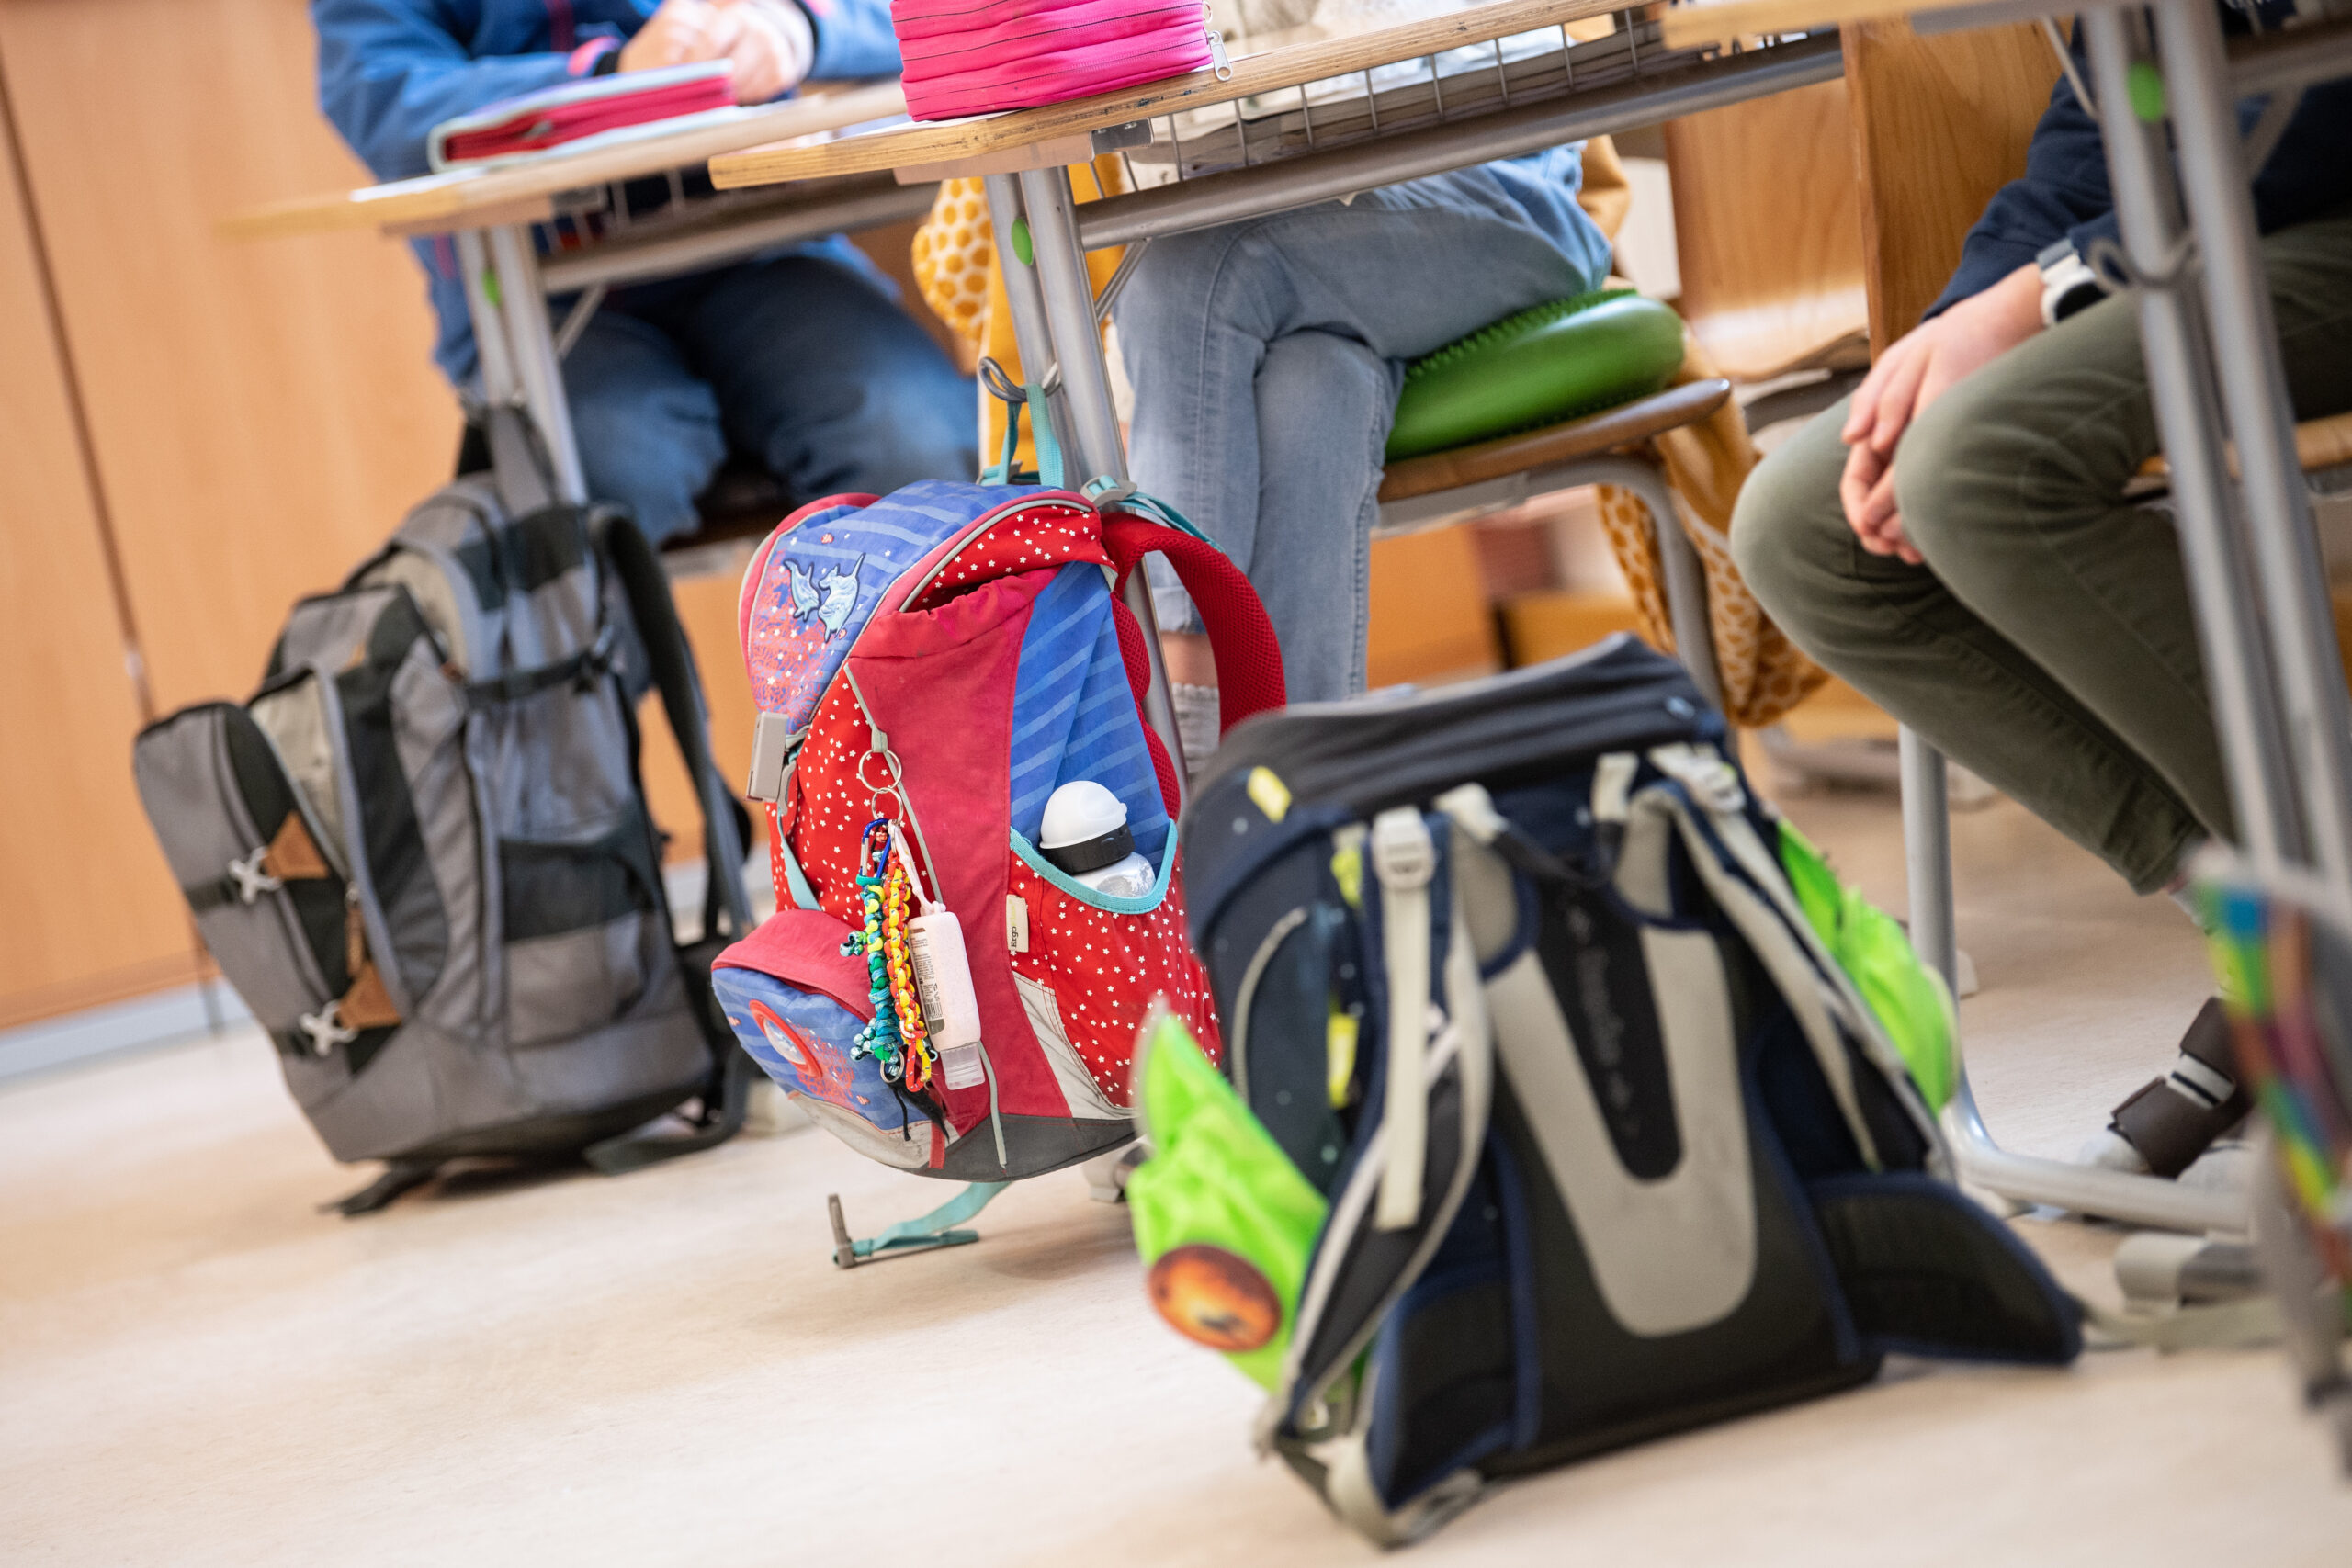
(1114, 164), (1609, 700)
(561, 309), (729, 542)
(1247, 331), (1396, 701)
(672, 252), (978, 499)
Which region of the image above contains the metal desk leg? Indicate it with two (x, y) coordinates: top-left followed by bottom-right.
(1013, 164), (1191, 796)
(485, 223), (589, 505)
(980, 175), (1081, 470)
(457, 230), (521, 412)
(2153, 0), (2352, 903)
(1016, 168), (1126, 487)
(1900, 728), (1957, 987)
(2083, 10), (2297, 877)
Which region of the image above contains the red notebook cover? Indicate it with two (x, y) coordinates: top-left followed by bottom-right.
(430, 62), (737, 169)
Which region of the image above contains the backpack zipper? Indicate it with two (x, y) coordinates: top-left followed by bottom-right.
(839, 662), (946, 905)
(838, 661), (1009, 1168)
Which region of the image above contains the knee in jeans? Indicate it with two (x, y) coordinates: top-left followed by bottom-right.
(574, 417), (724, 544)
(845, 371), (977, 486)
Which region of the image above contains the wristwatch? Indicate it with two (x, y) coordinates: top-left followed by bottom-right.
(2037, 238), (2105, 327)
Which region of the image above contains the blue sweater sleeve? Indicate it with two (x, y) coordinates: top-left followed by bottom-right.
(797, 0), (905, 79)
(312, 0), (582, 181)
(1923, 62), (2114, 319)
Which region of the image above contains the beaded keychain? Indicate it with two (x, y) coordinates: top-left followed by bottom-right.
(840, 819), (936, 1092)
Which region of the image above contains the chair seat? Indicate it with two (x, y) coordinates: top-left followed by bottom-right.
(2132, 409), (2352, 483)
(1377, 379), (1734, 503)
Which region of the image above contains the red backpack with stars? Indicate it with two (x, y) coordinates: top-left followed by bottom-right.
(710, 479), (1283, 1249)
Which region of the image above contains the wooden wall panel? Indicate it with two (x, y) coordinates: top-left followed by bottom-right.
(1843, 19), (2061, 345)
(638, 567), (765, 869)
(1367, 528), (1502, 689)
(0, 0), (458, 716)
(0, 67), (198, 1028)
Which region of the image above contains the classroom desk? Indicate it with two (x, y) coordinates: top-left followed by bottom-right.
(224, 80), (939, 508)
(708, 2), (1850, 790)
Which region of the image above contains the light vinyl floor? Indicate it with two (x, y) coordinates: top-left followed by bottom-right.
(5, 794), (2348, 1565)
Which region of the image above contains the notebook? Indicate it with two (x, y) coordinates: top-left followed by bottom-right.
(428, 62), (738, 171)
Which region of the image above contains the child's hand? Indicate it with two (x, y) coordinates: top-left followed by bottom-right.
(618, 0), (732, 71)
(1837, 262), (2043, 556)
(1839, 440), (1921, 564)
(714, 0), (817, 103)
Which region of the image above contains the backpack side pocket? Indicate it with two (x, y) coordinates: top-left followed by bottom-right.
(133, 705), (398, 1088)
(715, 908), (939, 1170)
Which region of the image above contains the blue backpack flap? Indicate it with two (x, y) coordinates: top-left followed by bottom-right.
(1175, 641), (2079, 1546)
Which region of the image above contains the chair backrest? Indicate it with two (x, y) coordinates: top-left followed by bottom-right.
(1842, 19), (2063, 344)
(1663, 78), (1870, 382)
(1666, 20), (2060, 381)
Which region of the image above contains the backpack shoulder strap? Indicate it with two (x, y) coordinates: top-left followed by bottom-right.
(594, 511), (755, 942)
(582, 513), (760, 1170)
(1100, 507), (1287, 732)
(481, 404), (554, 520)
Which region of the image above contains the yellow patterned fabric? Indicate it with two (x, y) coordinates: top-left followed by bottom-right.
(911, 156), (1129, 474)
(1592, 335), (1827, 728)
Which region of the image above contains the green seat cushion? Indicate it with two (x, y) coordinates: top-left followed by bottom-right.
(1385, 288), (1689, 461)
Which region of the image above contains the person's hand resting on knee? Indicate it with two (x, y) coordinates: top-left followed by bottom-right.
(619, 0), (814, 103)
(1837, 263), (2044, 565)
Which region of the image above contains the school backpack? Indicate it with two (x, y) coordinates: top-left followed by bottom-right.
(132, 416), (757, 1213)
(1128, 636), (2081, 1543)
(709, 477), (1282, 1249)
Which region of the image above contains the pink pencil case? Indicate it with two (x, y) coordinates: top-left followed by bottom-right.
(893, 0), (1216, 119)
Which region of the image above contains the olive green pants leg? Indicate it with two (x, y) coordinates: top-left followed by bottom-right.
(1732, 209), (2352, 894)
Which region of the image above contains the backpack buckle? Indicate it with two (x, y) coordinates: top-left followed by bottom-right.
(574, 621), (618, 692)
(1370, 808), (1435, 892)
(297, 1001), (358, 1056)
(227, 846), (284, 905)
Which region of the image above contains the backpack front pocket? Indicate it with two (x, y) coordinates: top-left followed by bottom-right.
(133, 704), (399, 1081)
(714, 908), (941, 1169)
(498, 801), (665, 1046)
(1005, 832), (1219, 1112)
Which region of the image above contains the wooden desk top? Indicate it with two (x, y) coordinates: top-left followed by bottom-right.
(221, 80), (906, 241)
(707, 0), (1624, 189)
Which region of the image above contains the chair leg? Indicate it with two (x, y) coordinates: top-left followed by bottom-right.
(1570, 455), (1723, 711)
(1904, 723), (2249, 1232)
(1900, 727), (1958, 988)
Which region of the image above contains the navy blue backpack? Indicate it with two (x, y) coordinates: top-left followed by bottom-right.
(1175, 637), (2081, 1542)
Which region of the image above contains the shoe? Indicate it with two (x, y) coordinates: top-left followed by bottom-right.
(2078, 997), (2251, 1179)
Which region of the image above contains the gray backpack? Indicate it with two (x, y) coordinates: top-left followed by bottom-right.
(133, 422), (755, 1213)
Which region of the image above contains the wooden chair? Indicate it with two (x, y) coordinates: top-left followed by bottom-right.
(1374, 378), (1736, 705)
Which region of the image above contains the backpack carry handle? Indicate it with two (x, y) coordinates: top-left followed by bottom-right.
(1102, 513), (1286, 734)
(978, 357), (1067, 491)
